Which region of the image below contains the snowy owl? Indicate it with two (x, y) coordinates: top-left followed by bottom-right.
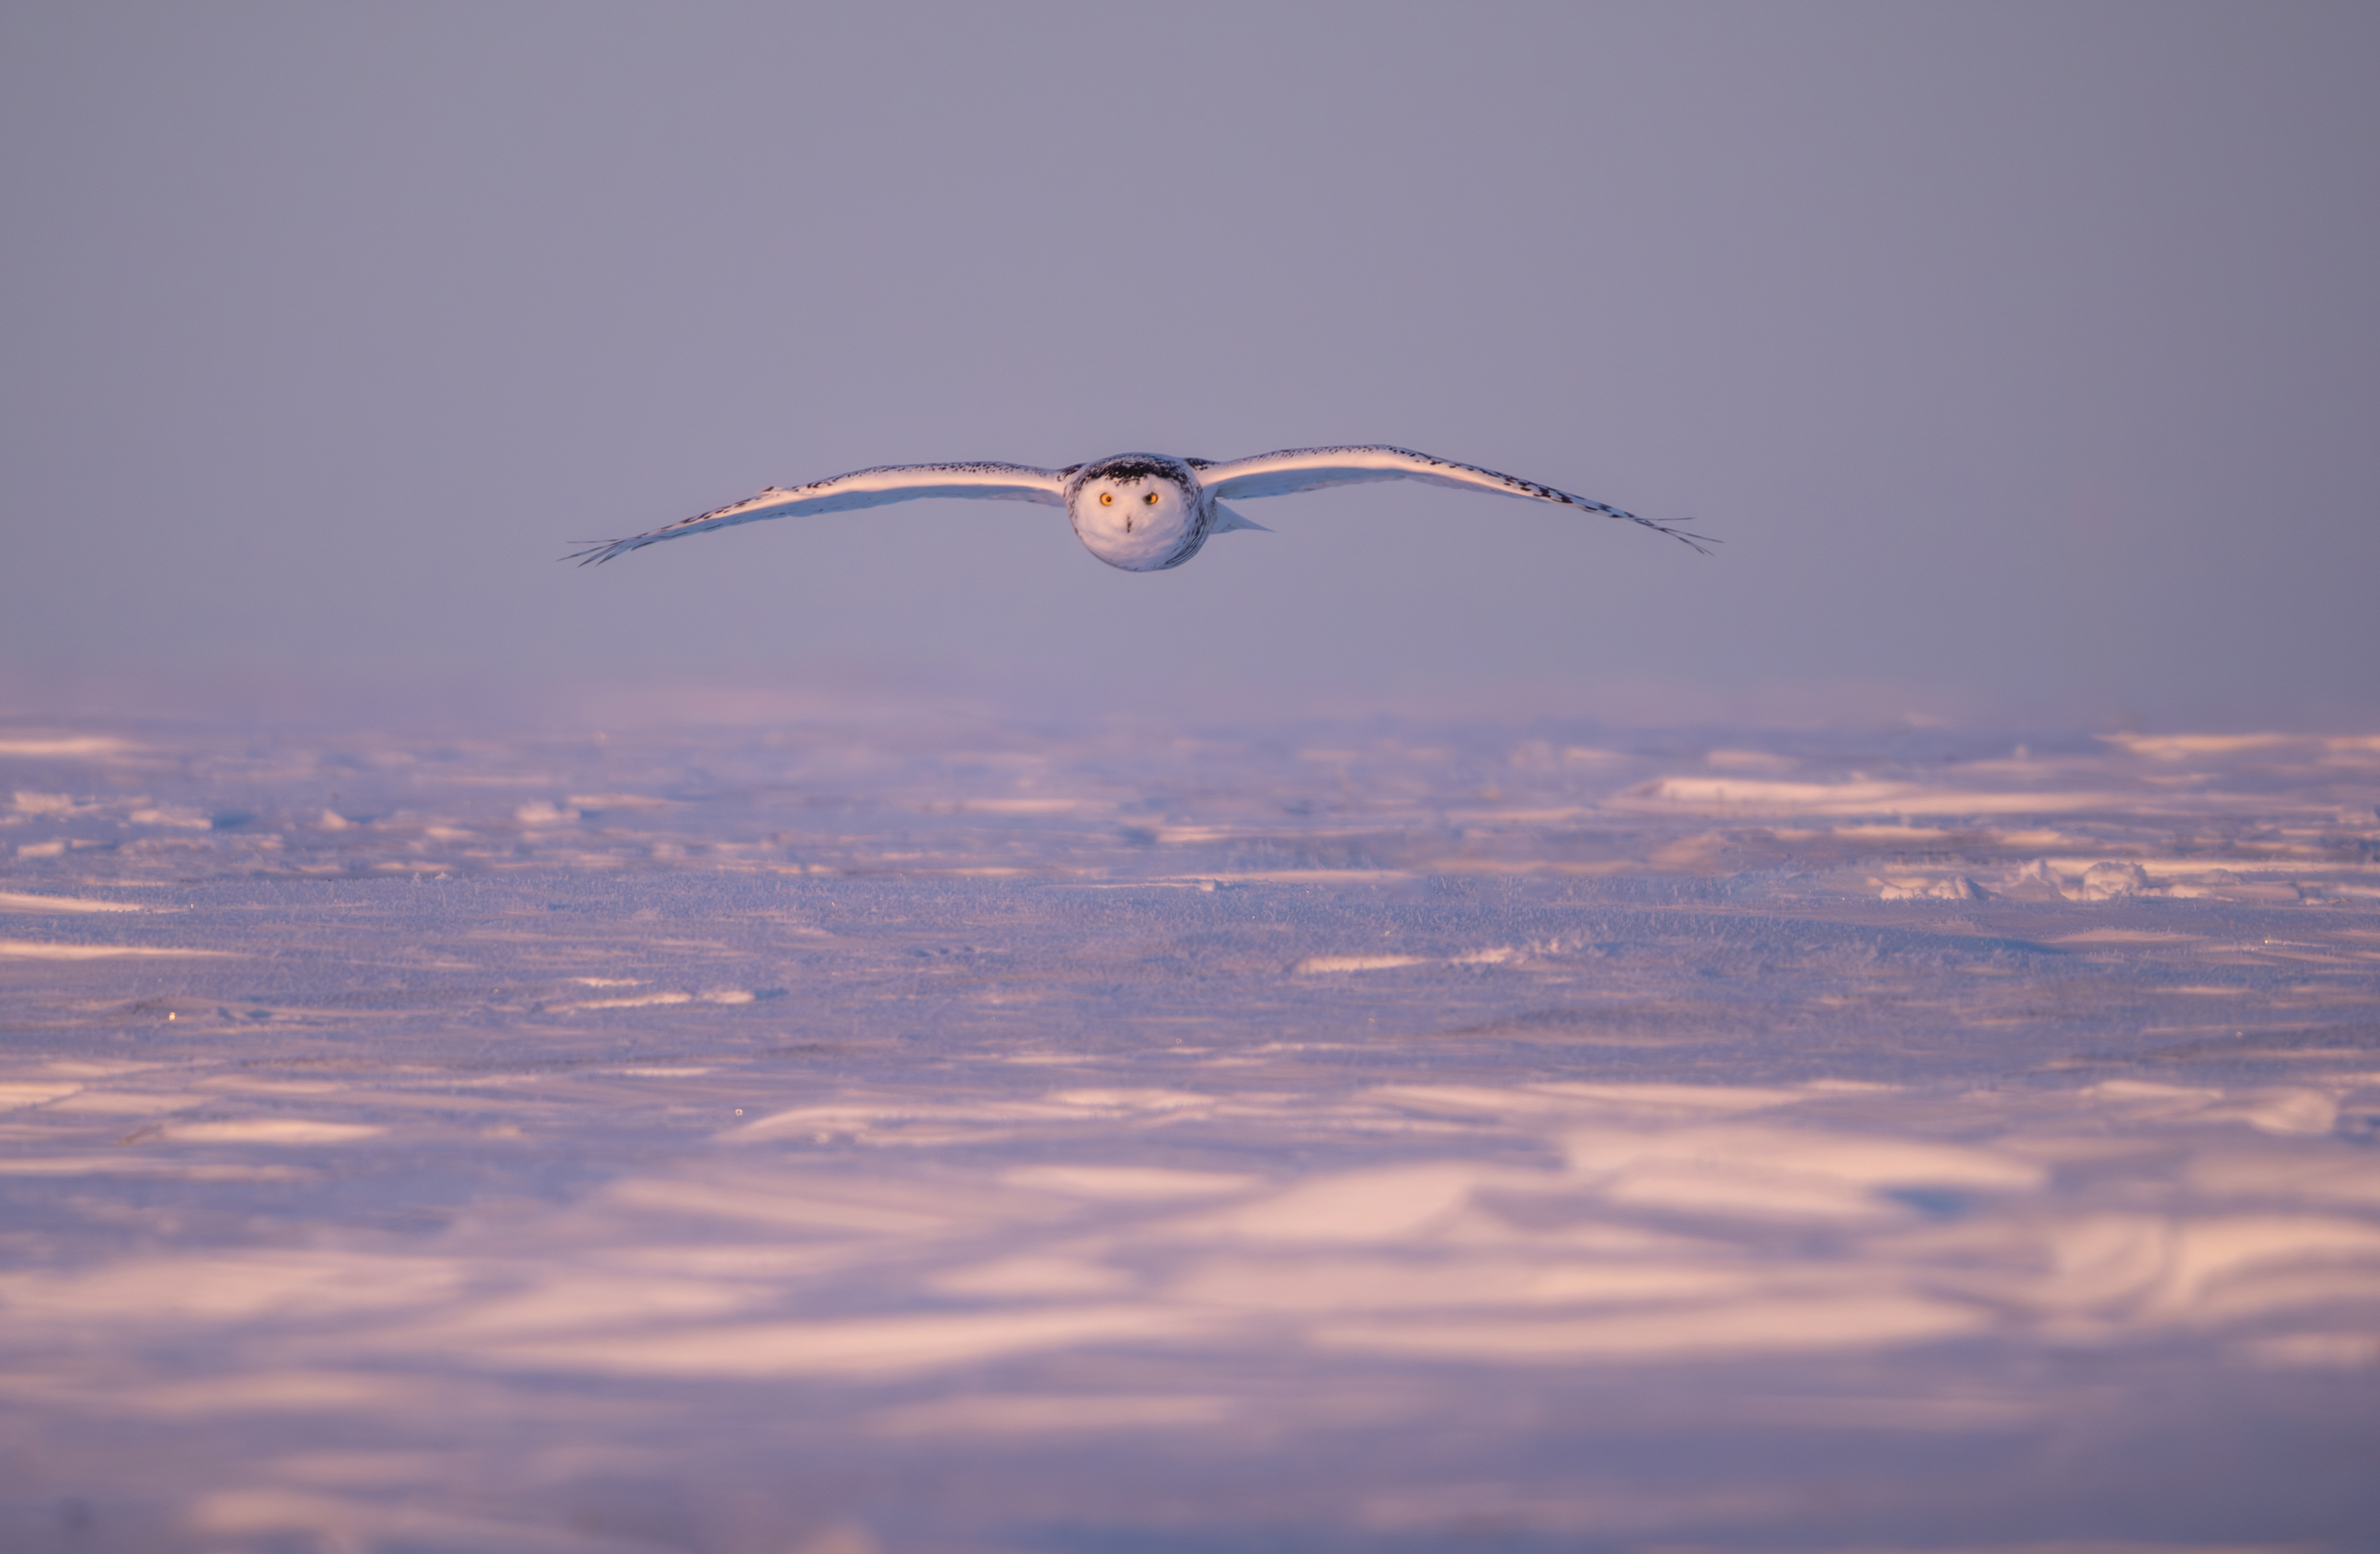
(569, 445), (1707, 574)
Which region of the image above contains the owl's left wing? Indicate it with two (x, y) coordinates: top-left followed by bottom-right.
(1197, 445), (1709, 552)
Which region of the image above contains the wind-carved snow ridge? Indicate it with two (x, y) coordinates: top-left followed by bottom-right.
(0, 715), (2376, 1549)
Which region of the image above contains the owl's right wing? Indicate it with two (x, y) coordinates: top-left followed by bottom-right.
(568, 461), (1069, 565)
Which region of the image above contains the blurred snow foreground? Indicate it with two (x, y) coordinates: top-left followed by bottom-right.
(2, 713), (2378, 1554)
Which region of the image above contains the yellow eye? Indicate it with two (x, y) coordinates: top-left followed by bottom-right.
(1099, 491), (1114, 506)
(1142, 491), (1159, 505)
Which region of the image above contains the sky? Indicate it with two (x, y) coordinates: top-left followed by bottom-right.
(2, 1), (2375, 732)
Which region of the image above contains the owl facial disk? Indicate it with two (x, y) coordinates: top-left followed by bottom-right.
(1065, 454), (1209, 573)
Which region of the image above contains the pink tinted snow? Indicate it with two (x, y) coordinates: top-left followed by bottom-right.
(1, 714), (2376, 1550)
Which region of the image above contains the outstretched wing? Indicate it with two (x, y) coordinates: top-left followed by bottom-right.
(568, 462), (1068, 565)
(1198, 445), (1710, 552)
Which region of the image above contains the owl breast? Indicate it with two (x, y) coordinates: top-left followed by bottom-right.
(1064, 453), (1210, 572)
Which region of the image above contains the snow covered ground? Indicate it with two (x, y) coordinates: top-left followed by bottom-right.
(3, 712), (2377, 1553)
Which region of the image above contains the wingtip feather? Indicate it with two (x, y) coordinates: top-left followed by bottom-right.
(1652, 518), (1720, 556)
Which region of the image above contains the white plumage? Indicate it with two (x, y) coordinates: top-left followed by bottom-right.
(569, 445), (1708, 574)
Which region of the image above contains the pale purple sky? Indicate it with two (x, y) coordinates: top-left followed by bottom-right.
(4, 2), (2375, 730)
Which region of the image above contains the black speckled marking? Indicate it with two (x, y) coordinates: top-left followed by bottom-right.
(1075, 454), (1191, 486)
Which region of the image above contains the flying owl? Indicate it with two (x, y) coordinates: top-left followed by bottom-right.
(570, 445), (1707, 573)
